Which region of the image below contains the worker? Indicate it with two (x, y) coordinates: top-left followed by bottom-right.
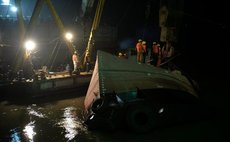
(142, 41), (147, 63)
(152, 42), (160, 66)
(72, 51), (78, 73)
(161, 41), (175, 70)
(162, 41), (174, 60)
(156, 44), (162, 67)
(85, 53), (91, 73)
(136, 39), (143, 64)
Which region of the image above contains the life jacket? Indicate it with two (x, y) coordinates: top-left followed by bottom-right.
(136, 42), (143, 52)
(72, 54), (78, 62)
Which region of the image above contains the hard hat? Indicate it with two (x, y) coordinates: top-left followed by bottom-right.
(157, 44), (160, 47)
(118, 52), (122, 56)
(153, 42), (157, 44)
(74, 51), (77, 54)
(138, 39), (142, 42)
(142, 41), (146, 44)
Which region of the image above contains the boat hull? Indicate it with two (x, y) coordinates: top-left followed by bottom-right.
(1, 73), (92, 98)
(84, 50), (200, 133)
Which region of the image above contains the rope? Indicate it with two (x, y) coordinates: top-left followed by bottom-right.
(46, 40), (60, 70)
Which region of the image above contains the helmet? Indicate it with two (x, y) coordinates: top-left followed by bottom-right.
(142, 41), (146, 44)
(138, 39), (142, 42)
(74, 51), (77, 54)
(153, 42), (157, 44)
(157, 44), (160, 47)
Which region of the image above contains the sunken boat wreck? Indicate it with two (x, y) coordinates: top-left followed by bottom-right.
(84, 50), (200, 133)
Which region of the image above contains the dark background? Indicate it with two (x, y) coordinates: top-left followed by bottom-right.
(102, 0), (229, 112)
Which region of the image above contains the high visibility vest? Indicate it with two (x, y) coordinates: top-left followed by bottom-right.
(136, 42), (143, 52)
(72, 54), (78, 62)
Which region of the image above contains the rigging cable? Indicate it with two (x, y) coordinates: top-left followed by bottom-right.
(46, 39), (60, 70)
(50, 41), (61, 71)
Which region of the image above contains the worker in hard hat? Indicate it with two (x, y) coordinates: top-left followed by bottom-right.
(156, 43), (162, 67)
(135, 39), (143, 64)
(151, 41), (160, 66)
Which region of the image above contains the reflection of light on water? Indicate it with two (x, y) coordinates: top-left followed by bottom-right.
(10, 128), (21, 142)
(58, 107), (87, 141)
(27, 106), (46, 118)
(23, 121), (36, 142)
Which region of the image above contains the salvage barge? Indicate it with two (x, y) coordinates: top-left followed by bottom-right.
(1, 71), (92, 98)
(84, 50), (200, 133)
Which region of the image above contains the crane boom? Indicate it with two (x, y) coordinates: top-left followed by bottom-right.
(83, 0), (105, 67)
(45, 0), (75, 54)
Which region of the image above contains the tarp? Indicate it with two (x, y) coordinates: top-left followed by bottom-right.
(84, 50), (198, 110)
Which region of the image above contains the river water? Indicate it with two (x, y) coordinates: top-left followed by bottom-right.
(0, 87), (226, 142)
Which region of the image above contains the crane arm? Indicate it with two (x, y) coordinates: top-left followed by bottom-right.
(83, 0), (105, 67)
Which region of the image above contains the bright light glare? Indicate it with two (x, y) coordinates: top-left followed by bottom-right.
(11, 6), (17, 12)
(1, 0), (10, 5)
(27, 106), (46, 118)
(24, 40), (36, 51)
(158, 108), (164, 114)
(23, 121), (36, 142)
(65, 32), (73, 41)
(57, 107), (87, 141)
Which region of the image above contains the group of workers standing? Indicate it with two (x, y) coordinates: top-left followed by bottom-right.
(72, 38), (175, 73)
(135, 39), (174, 67)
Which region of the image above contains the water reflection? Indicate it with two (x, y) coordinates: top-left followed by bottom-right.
(27, 105), (46, 118)
(10, 128), (21, 142)
(57, 107), (87, 141)
(23, 121), (36, 142)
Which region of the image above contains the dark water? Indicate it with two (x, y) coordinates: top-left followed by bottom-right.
(0, 88), (226, 142)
